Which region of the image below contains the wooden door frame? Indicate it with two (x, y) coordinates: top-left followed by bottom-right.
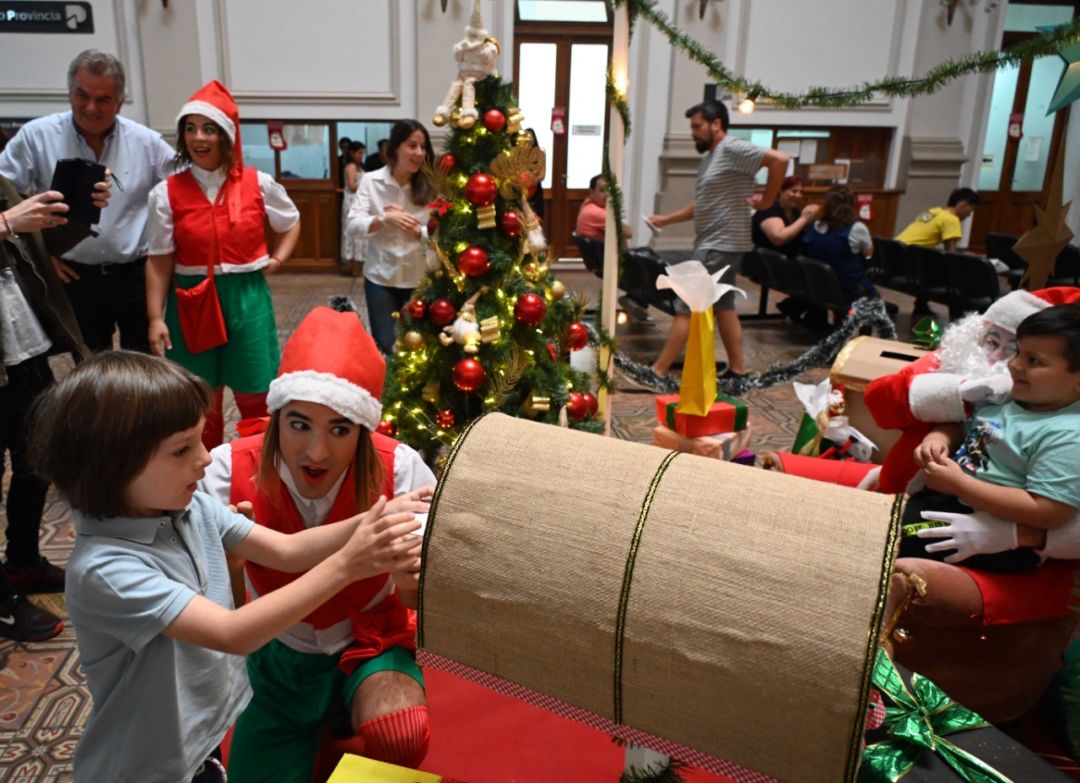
(513, 19), (613, 259)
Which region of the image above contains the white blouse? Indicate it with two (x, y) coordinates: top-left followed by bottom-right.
(146, 166), (299, 275)
(346, 165), (429, 289)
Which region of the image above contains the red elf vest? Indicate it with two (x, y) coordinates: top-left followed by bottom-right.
(167, 166), (268, 270)
(229, 431), (416, 673)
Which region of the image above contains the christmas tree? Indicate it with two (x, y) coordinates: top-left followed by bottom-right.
(378, 10), (601, 464)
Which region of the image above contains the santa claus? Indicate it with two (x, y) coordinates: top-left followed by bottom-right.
(865, 287), (1080, 494)
(865, 286), (1080, 563)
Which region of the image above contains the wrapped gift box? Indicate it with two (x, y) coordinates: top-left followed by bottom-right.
(861, 651), (1071, 782)
(652, 423), (751, 461)
(654, 393), (748, 438)
(328, 753), (445, 782)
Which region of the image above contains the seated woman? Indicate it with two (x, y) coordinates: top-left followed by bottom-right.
(800, 185), (878, 309)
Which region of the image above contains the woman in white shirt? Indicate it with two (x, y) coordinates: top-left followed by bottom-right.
(145, 81), (301, 450)
(347, 120), (433, 355)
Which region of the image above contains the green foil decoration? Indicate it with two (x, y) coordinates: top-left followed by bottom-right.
(912, 317), (943, 350)
(860, 649), (1013, 783)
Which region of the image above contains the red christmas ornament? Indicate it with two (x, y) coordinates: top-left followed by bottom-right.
(566, 391), (588, 421)
(429, 299), (457, 326)
(582, 391), (599, 417)
(427, 216), (439, 236)
(499, 209), (521, 238)
(483, 108), (507, 133)
(566, 321), (588, 351)
(546, 342), (559, 362)
(438, 153), (456, 172)
(457, 246), (490, 277)
(436, 408), (457, 429)
(519, 171), (538, 199)
(453, 358), (486, 392)
(463, 173), (497, 207)
(375, 420), (397, 437)
(514, 293), (547, 325)
(407, 299), (426, 320)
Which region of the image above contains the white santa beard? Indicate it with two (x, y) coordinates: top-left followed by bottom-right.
(936, 313), (1010, 380)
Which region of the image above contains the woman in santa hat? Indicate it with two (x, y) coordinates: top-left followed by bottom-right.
(199, 306), (436, 782)
(146, 80), (301, 450)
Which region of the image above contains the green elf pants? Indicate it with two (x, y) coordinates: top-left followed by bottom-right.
(227, 641), (423, 783)
(165, 270), (279, 393)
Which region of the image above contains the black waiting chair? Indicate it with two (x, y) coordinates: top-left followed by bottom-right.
(910, 245), (953, 310)
(872, 237), (918, 295)
(758, 247), (809, 302)
(797, 256), (848, 312)
(621, 247), (678, 317)
(984, 232), (1025, 290)
(1049, 244), (1080, 286)
(742, 249), (784, 320)
(572, 233), (605, 278)
(945, 252), (1000, 315)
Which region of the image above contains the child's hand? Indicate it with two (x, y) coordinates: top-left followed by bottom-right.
(914, 433), (951, 467)
(391, 557), (422, 592)
(340, 496), (422, 579)
(386, 484), (434, 517)
(922, 456), (966, 494)
(229, 501), (255, 521)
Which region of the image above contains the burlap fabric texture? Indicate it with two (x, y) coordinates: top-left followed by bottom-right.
(418, 413), (900, 783)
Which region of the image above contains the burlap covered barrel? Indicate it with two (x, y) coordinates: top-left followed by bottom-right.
(418, 414), (900, 782)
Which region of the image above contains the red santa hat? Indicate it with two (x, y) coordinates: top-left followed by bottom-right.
(176, 80), (243, 174)
(266, 307), (385, 430)
(982, 286), (1080, 334)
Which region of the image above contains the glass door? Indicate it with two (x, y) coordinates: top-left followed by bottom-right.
(514, 8), (613, 259)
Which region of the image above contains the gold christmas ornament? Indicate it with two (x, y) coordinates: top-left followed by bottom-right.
(479, 315), (500, 343)
(522, 395), (551, 417)
(402, 331), (424, 351)
(432, 113), (448, 127)
(423, 378), (441, 405)
(506, 108), (524, 134)
(477, 204), (496, 230)
(491, 142), (546, 201)
(550, 280), (566, 300)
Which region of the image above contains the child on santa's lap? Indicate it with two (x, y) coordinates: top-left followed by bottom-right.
(898, 303), (1080, 572)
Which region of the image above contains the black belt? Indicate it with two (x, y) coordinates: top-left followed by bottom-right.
(63, 256), (147, 276)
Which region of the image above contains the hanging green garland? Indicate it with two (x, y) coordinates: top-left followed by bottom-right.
(611, 0), (1080, 108)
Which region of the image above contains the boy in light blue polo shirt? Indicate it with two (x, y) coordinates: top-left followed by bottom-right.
(30, 352), (424, 783)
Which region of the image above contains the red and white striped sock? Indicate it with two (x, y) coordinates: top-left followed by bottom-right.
(359, 705), (431, 768)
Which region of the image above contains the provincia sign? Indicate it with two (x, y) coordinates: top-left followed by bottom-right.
(0, 2), (93, 33)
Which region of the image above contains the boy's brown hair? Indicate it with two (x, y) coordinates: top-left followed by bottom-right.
(30, 351), (213, 518)
(1016, 302), (1080, 371)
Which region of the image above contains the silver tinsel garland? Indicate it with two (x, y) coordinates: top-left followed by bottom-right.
(602, 298), (897, 397)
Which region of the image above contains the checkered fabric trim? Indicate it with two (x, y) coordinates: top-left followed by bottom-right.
(417, 650), (779, 783)
(866, 689), (887, 731)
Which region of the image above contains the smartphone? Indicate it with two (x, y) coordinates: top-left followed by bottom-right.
(50, 158), (107, 225)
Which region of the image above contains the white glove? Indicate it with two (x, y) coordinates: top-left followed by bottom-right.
(916, 509), (1018, 563)
(1040, 514), (1080, 559)
(958, 375), (1012, 406)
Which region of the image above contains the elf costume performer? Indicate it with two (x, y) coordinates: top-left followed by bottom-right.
(146, 80), (301, 450)
(200, 307), (436, 782)
(864, 287), (1080, 494)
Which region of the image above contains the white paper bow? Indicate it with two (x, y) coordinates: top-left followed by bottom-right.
(655, 260), (745, 312)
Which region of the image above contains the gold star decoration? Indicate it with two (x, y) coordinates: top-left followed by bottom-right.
(1013, 141), (1073, 290)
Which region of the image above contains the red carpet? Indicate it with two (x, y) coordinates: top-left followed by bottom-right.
(418, 667), (741, 783)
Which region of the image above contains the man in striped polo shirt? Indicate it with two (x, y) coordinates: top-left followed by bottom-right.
(648, 100), (788, 380)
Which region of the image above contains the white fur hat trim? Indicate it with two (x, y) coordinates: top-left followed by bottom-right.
(267, 370), (382, 430)
(982, 290), (1049, 335)
(176, 100), (236, 142)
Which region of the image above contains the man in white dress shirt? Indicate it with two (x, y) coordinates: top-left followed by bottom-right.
(0, 50), (175, 353)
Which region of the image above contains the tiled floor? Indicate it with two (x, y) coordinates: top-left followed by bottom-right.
(0, 269), (923, 782)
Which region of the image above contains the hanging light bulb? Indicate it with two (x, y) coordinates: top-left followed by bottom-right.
(737, 93), (757, 115)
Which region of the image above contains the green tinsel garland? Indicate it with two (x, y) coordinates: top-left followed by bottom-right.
(611, 0), (1080, 108)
